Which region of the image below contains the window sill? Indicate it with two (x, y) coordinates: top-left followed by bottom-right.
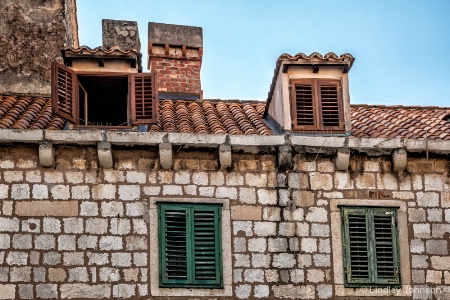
(335, 284), (413, 297)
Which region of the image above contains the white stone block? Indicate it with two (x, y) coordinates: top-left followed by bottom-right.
(80, 202), (98, 216)
(72, 186), (90, 200)
(43, 218), (61, 233)
(272, 253), (295, 268)
(51, 185), (70, 200)
(118, 185), (140, 200)
(11, 184), (29, 199)
(257, 189), (277, 205)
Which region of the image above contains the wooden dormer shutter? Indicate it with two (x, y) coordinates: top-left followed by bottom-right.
(291, 79), (344, 132)
(291, 79), (316, 131)
(130, 73), (158, 125)
(318, 80), (343, 130)
(51, 62), (77, 123)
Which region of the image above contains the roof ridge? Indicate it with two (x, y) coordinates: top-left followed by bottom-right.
(160, 99), (265, 104)
(351, 104), (450, 110)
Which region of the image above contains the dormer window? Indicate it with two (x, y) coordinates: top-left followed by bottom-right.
(51, 62), (158, 127)
(290, 79), (344, 132)
(265, 52), (354, 135)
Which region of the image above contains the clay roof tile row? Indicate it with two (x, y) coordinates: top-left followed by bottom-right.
(1, 95), (449, 139)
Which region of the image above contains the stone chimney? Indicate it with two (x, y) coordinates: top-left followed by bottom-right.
(102, 19), (141, 52)
(0, 0), (78, 96)
(148, 22), (203, 99)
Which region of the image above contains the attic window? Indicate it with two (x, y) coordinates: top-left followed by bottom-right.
(290, 79), (344, 133)
(51, 62), (158, 127)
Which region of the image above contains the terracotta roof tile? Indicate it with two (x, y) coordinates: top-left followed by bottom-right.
(1, 95), (450, 139)
(351, 105), (450, 139)
(0, 95), (65, 130)
(154, 100), (271, 135)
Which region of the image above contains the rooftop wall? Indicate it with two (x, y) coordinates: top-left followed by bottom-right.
(0, 142), (449, 299)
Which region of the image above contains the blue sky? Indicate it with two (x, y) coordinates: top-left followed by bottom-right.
(77, 0), (450, 106)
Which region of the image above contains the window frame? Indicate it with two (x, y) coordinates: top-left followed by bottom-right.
(340, 206), (401, 288)
(158, 202), (223, 289)
(290, 78), (344, 132)
(51, 62), (158, 127)
(149, 197), (232, 297)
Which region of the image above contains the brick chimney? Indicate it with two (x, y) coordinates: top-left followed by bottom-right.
(148, 22), (203, 100)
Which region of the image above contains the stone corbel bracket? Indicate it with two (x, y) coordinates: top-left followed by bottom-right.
(278, 145), (292, 171)
(97, 141), (113, 169)
(392, 148), (407, 172)
(219, 144), (232, 170)
(159, 143), (173, 170)
(39, 142), (54, 167)
(336, 148), (350, 171)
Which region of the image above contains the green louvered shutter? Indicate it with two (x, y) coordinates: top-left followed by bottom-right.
(159, 205), (189, 286)
(342, 208), (371, 285)
(372, 208), (401, 285)
(341, 207), (401, 288)
(159, 203), (222, 288)
(192, 206), (222, 286)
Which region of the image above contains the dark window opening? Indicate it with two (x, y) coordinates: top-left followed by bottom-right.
(51, 62), (158, 127)
(443, 113), (450, 122)
(78, 75), (128, 126)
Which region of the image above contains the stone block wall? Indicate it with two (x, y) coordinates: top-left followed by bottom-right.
(0, 144), (449, 299)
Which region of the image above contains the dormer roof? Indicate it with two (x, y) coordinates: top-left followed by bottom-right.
(61, 46), (142, 72)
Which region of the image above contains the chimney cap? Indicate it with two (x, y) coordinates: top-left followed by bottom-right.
(148, 22), (203, 48)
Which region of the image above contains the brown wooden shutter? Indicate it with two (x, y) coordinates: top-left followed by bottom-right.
(51, 62), (77, 123)
(130, 73), (158, 125)
(290, 79), (317, 131)
(291, 79), (344, 132)
(318, 79), (343, 130)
